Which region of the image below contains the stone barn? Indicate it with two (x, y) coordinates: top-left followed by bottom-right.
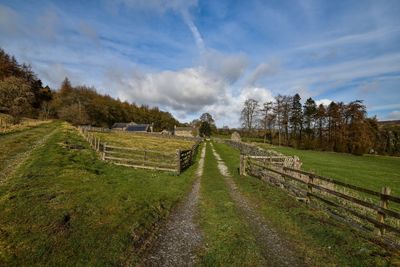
(174, 125), (197, 137)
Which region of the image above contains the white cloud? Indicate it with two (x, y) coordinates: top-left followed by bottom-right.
(203, 50), (248, 84)
(386, 110), (400, 120)
(296, 26), (400, 51)
(108, 67), (226, 113)
(181, 10), (205, 53)
(247, 60), (279, 85)
(111, 0), (197, 13)
(203, 86), (274, 127)
(104, 63), (274, 127)
(316, 99), (333, 106)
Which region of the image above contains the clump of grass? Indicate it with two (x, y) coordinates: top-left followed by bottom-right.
(0, 123), (198, 266)
(213, 142), (396, 267)
(197, 142), (265, 266)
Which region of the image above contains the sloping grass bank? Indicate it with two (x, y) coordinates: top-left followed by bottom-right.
(213, 142), (398, 266)
(0, 123), (198, 266)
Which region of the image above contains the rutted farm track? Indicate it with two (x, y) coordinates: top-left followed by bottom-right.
(209, 142), (305, 266)
(0, 122), (58, 183)
(140, 142), (306, 266)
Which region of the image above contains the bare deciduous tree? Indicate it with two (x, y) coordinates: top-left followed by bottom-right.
(240, 98), (259, 131)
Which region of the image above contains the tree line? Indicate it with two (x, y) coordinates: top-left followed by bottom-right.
(0, 48), (180, 131)
(239, 95), (400, 156)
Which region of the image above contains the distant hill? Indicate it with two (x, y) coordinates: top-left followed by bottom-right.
(378, 120), (400, 126)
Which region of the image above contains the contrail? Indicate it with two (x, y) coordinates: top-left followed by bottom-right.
(181, 10), (205, 54)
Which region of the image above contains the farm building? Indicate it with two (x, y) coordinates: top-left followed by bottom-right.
(112, 122), (130, 130)
(174, 125), (197, 137)
(112, 122), (153, 132)
(126, 124), (152, 132)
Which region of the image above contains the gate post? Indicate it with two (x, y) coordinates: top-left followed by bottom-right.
(240, 154), (247, 176)
(176, 149), (181, 175)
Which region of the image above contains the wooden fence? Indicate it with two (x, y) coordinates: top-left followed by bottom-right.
(240, 154), (400, 246)
(80, 125), (201, 142)
(78, 126), (200, 174)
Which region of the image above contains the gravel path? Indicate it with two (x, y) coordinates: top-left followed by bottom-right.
(210, 143), (305, 267)
(140, 145), (206, 266)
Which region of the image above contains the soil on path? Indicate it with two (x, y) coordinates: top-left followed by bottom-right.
(210, 142), (306, 267)
(140, 145), (206, 266)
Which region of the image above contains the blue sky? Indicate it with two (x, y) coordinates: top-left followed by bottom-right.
(1, 0), (400, 126)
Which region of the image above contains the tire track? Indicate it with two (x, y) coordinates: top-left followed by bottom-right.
(0, 127), (58, 184)
(140, 144), (206, 266)
(209, 142), (305, 267)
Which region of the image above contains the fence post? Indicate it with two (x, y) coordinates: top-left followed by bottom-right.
(102, 143), (107, 160)
(376, 186), (391, 236)
(176, 149), (181, 174)
(240, 154), (247, 176)
(143, 150), (147, 166)
(307, 174), (314, 203)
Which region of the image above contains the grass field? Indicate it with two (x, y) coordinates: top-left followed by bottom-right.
(92, 131), (195, 151)
(0, 123), (199, 266)
(0, 113), (52, 134)
(254, 144), (400, 194)
(213, 142), (398, 266)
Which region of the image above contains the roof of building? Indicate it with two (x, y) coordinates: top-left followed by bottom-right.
(112, 123), (128, 128)
(112, 122), (138, 128)
(126, 124), (150, 132)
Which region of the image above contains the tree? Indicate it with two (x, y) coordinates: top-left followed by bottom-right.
(240, 98), (259, 132)
(0, 76), (34, 122)
(315, 104), (326, 146)
(259, 101), (273, 143)
(200, 112), (215, 125)
(290, 93), (302, 146)
(199, 121), (212, 137)
(200, 112), (216, 133)
(272, 95), (292, 146)
(345, 100), (371, 155)
(60, 77), (73, 95)
(303, 97), (317, 142)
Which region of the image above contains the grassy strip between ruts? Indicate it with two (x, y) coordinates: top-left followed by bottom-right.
(212, 141), (399, 267)
(197, 142), (265, 266)
(0, 123), (198, 266)
(256, 143), (400, 194)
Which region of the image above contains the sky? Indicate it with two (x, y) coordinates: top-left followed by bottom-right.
(1, 0), (400, 127)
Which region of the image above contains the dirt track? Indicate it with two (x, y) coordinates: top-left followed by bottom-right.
(140, 145), (206, 266)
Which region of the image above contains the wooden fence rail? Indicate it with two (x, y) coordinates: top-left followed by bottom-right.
(240, 154), (400, 241)
(77, 126), (200, 174)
